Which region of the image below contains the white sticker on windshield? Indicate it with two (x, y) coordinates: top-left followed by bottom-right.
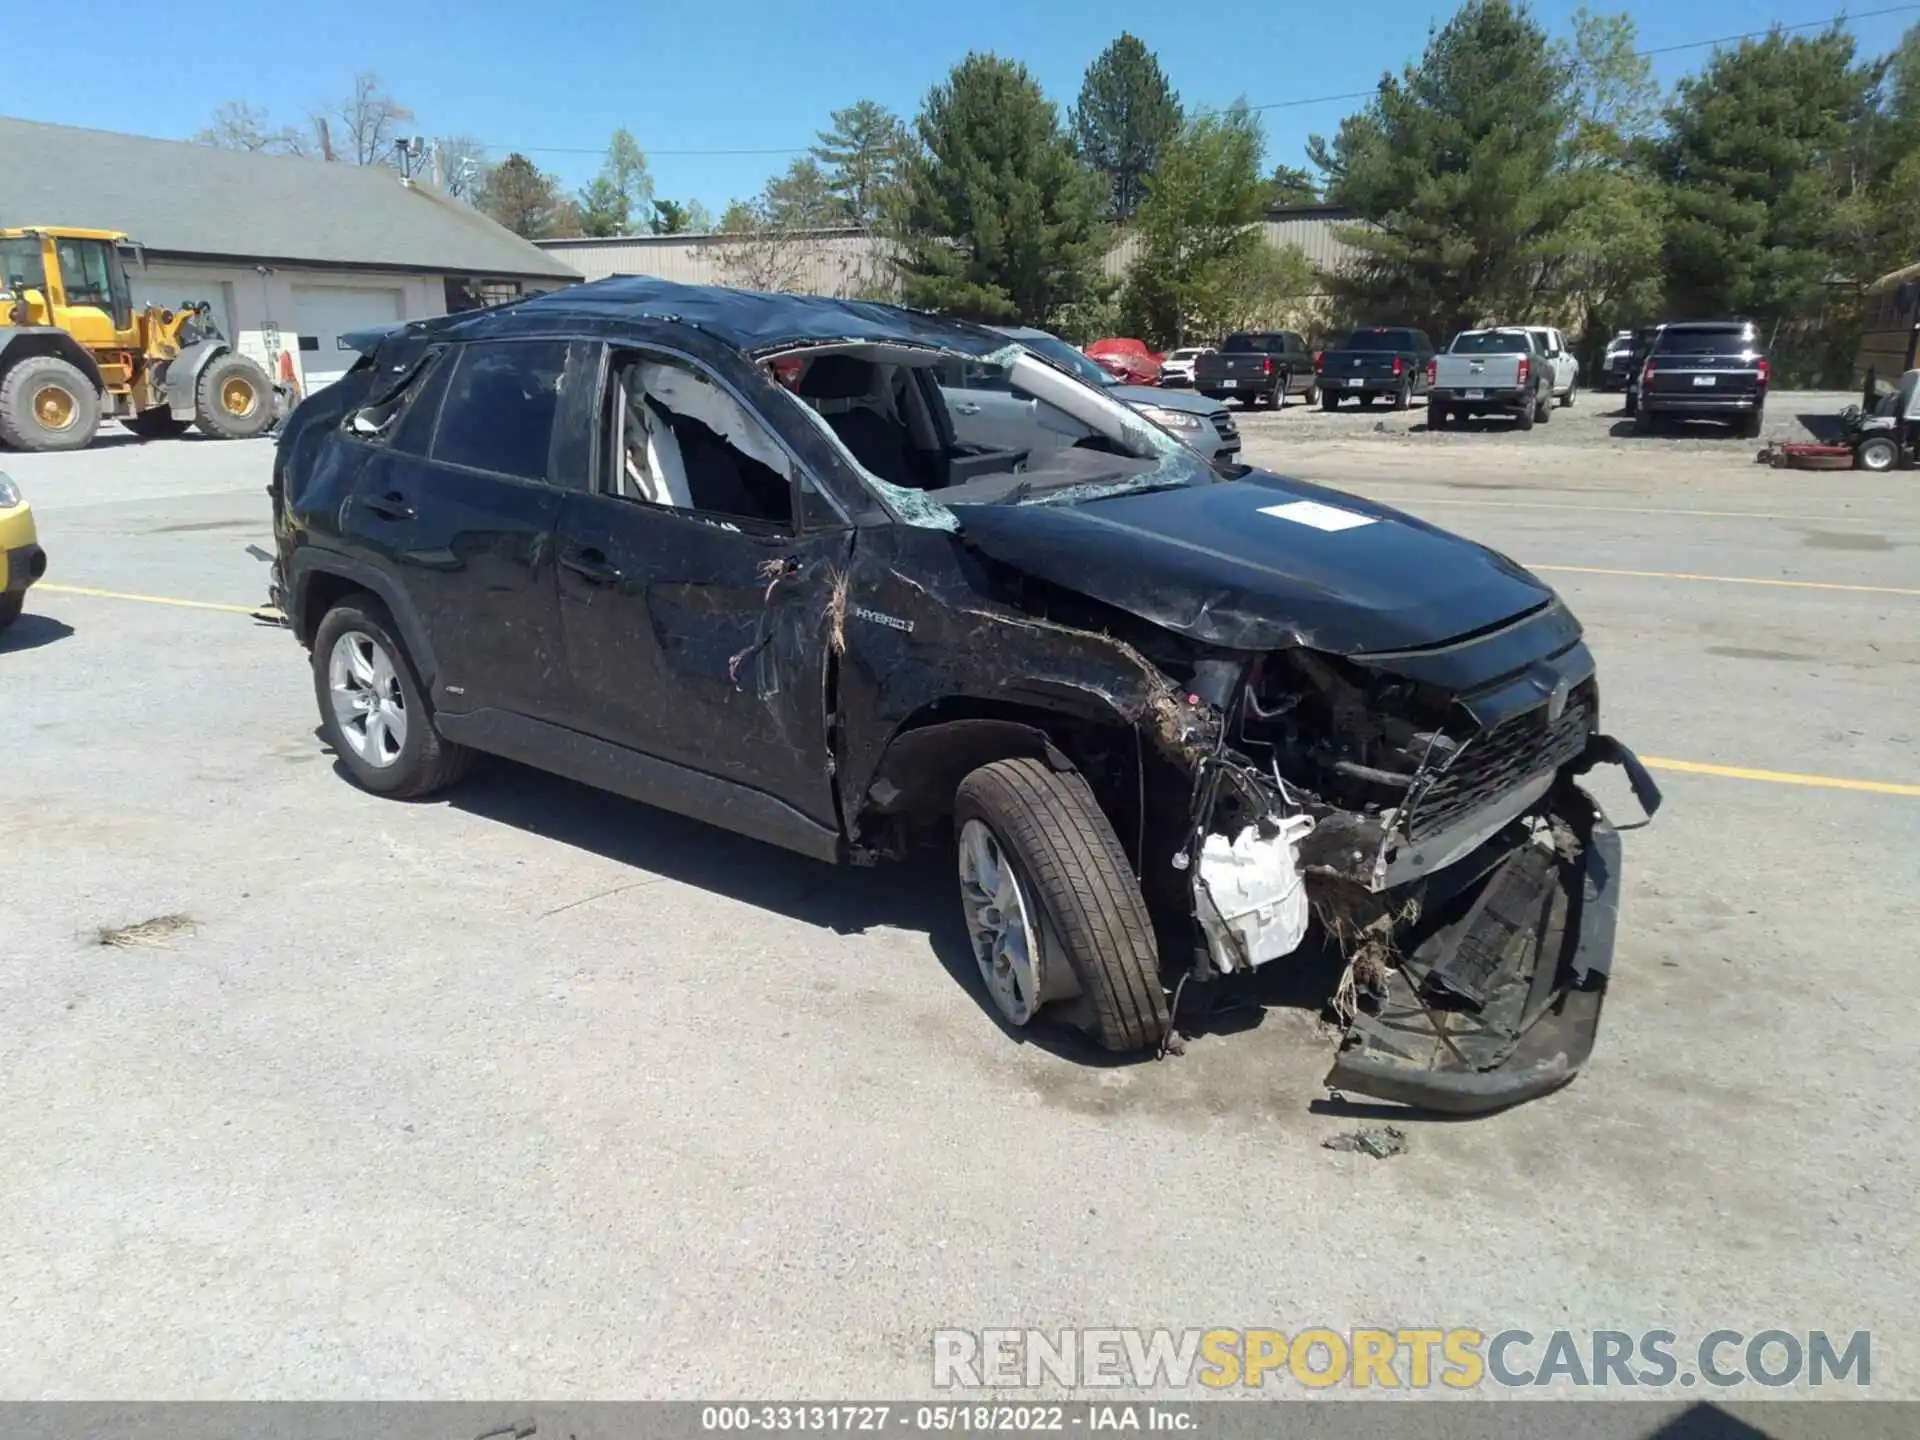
(1258, 500), (1379, 532)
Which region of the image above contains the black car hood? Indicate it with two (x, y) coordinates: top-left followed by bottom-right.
(950, 472), (1555, 654)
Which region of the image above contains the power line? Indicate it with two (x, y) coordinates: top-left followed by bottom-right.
(476, 3), (1920, 163)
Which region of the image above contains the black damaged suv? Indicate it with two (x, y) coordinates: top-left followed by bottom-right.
(271, 279), (1659, 1114)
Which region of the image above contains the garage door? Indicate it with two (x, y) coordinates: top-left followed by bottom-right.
(294, 286), (403, 390)
(130, 266), (236, 348)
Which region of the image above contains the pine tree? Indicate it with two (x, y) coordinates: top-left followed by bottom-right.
(1071, 34), (1182, 222)
(1310, 0), (1575, 337)
(576, 129), (653, 238)
(1657, 29), (1868, 328)
(889, 53), (1108, 324)
(811, 101), (908, 223)
(480, 153), (564, 239)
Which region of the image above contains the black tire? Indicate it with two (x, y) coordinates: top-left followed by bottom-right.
(1534, 386), (1552, 424)
(1272, 372), (1289, 409)
(124, 408), (191, 440)
(1357, 394), (1376, 410)
(1633, 408), (1654, 436)
(1321, 392), (1339, 411)
(1856, 435), (1899, 471)
(311, 596), (474, 799)
(193, 353), (275, 440)
(954, 757), (1168, 1052)
(0, 354), (101, 452)
(1391, 379), (1412, 411)
(1736, 409), (1763, 441)
(1304, 378), (1319, 405)
(0, 592), (22, 631)
(1427, 399), (1449, 430)
(1624, 389), (1638, 417)
(1559, 379), (1577, 409)
(1515, 399), (1535, 432)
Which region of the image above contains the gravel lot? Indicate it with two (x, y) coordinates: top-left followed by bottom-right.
(1, 391), (1915, 1401)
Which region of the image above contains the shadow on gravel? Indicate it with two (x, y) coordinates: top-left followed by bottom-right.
(437, 754), (1342, 1066)
(0, 611), (75, 653)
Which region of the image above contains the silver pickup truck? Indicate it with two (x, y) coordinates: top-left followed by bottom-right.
(1428, 329), (1555, 431)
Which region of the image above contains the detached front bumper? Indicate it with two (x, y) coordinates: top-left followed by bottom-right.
(1323, 737), (1661, 1115)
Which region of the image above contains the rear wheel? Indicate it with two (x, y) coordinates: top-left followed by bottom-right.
(1736, 408), (1764, 441)
(954, 758), (1168, 1053)
(1427, 399), (1449, 430)
(1559, 379), (1577, 409)
(124, 408), (191, 440)
(1633, 408), (1654, 436)
(1392, 378), (1412, 411)
(1535, 386), (1552, 424)
(193, 353), (276, 440)
(1856, 435), (1899, 471)
(1515, 400), (1536, 432)
(1321, 392), (1339, 411)
(0, 355), (100, 452)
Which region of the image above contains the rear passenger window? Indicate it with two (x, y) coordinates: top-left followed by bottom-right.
(432, 340), (570, 482)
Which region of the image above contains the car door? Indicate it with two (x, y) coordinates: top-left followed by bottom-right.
(340, 337), (576, 720)
(552, 344), (851, 833)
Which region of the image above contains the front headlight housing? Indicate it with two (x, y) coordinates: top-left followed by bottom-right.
(1137, 404), (1204, 433)
(0, 473), (22, 509)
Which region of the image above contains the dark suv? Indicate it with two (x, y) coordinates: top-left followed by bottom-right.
(270, 279), (1659, 1114)
(1633, 320), (1770, 437)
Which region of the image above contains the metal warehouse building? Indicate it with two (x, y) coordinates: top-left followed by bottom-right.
(0, 116), (579, 393)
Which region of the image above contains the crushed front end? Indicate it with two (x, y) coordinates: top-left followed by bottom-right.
(1180, 602), (1661, 1114)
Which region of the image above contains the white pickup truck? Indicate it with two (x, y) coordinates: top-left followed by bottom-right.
(1427, 329), (1555, 431)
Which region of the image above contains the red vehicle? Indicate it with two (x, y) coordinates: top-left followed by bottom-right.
(1085, 337), (1163, 386)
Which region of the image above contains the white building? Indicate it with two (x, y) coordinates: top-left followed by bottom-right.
(0, 115), (579, 392)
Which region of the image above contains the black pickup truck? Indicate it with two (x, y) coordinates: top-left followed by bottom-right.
(1632, 320), (1769, 438)
(1316, 326), (1436, 409)
(1192, 331), (1318, 409)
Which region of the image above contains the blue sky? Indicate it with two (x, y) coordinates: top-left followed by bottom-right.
(12, 0), (1920, 222)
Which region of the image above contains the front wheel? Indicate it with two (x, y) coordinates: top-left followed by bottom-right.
(0, 354), (101, 452)
(194, 353), (276, 440)
(312, 597), (474, 799)
(954, 758), (1168, 1052)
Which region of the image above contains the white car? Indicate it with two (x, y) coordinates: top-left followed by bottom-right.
(1521, 325), (1580, 406)
(1157, 346), (1212, 388)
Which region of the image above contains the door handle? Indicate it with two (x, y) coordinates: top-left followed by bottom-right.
(363, 492), (414, 521)
(561, 547), (623, 584)
(952, 401), (982, 416)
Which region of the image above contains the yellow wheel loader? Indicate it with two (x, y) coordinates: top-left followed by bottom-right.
(0, 225), (280, 452)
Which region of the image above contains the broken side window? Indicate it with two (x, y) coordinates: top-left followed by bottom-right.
(344, 347), (447, 446)
(603, 351), (819, 535)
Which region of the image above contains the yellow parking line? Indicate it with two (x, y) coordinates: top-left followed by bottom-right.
(36, 583), (258, 615)
(1642, 757), (1920, 797)
(1527, 564), (1920, 597)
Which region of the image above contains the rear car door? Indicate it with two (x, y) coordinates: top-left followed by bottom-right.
(552, 344), (851, 832)
(340, 337), (577, 720)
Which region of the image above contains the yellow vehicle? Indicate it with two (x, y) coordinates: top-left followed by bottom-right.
(0, 470), (45, 630)
(0, 225), (276, 452)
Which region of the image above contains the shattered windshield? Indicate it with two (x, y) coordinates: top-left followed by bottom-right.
(771, 342), (1212, 527)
